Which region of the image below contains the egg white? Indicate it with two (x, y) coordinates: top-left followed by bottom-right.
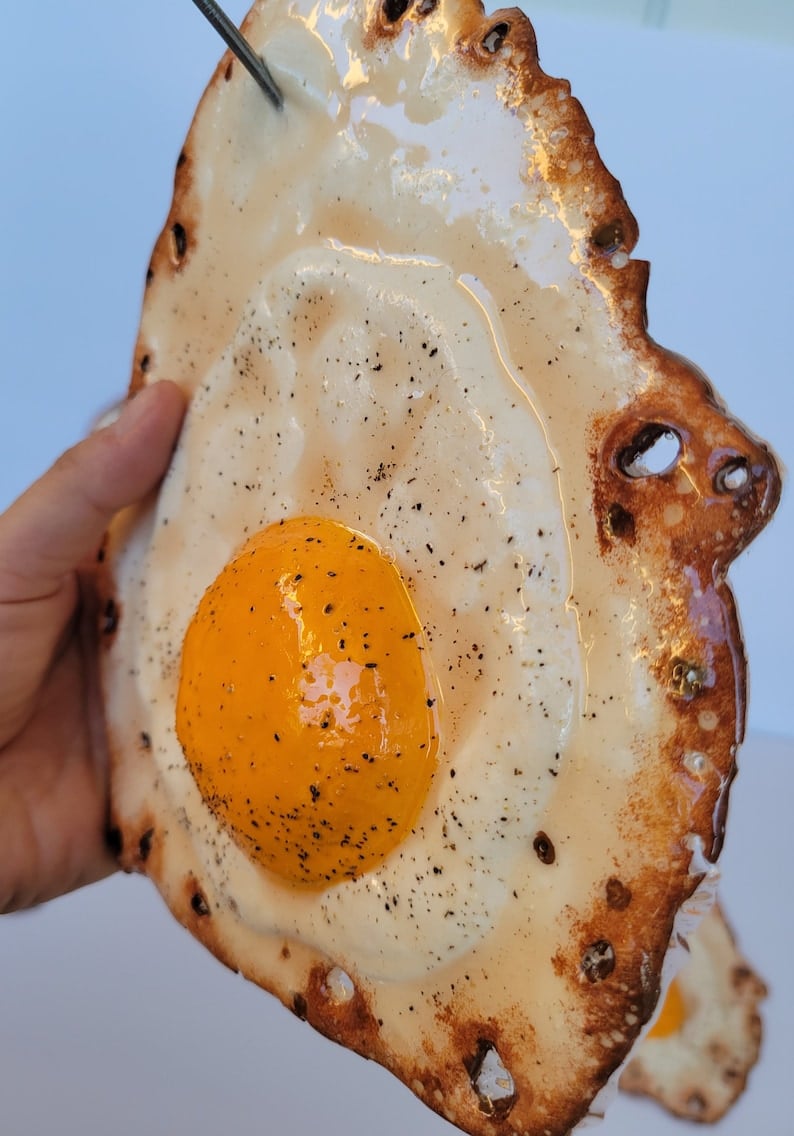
(121, 246), (580, 982)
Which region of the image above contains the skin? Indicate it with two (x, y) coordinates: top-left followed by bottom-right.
(0, 381), (186, 914)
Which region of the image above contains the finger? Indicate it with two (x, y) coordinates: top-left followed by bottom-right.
(0, 380), (186, 604)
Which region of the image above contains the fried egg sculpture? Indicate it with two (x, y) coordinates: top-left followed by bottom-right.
(101, 1), (780, 1133)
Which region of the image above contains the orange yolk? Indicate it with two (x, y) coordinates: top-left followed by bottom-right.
(647, 977), (687, 1040)
(177, 516), (440, 888)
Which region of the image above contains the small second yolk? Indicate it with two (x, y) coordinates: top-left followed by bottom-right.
(646, 977), (687, 1040)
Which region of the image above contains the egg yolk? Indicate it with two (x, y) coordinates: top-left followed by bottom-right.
(176, 516), (440, 889)
(646, 977), (687, 1040)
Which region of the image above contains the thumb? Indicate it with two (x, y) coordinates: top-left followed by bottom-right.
(0, 381), (186, 605)
(0, 381), (185, 741)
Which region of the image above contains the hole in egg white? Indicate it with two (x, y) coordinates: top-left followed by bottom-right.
(382, 0), (410, 22)
(138, 828), (154, 863)
(533, 832), (555, 864)
(618, 425), (682, 479)
(171, 221), (188, 263)
(581, 940), (616, 983)
(482, 23), (510, 53)
(591, 220), (625, 254)
(669, 657), (708, 700)
(324, 966), (355, 1005)
(191, 891), (210, 917)
(714, 457), (750, 495)
(465, 1040), (517, 1118)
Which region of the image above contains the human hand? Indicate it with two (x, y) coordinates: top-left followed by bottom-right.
(0, 382), (186, 913)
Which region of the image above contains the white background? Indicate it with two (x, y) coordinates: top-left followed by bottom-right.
(0, 3), (791, 1135)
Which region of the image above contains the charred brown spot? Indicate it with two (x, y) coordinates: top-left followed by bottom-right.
(138, 828), (154, 862)
(139, 731), (152, 749)
(669, 656), (708, 699)
(591, 219), (624, 253)
(176, 150), (187, 169)
(171, 222), (188, 262)
(106, 826), (123, 857)
(146, 264), (154, 286)
(605, 502), (635, 542)
(482, 22), (510, 53)
(280, 944), (291, 960)
(292, 992), (308, 1019)
(605, 877), (632, 910)
(382, 0), (410, 21)
(533, 832), (555, 864)
(224, 59), (234, 81)
(102, 598), (118, 635)
(139, 353), (151, 374)
(191, 891), (210, 916)
(581, 939), (615, 983)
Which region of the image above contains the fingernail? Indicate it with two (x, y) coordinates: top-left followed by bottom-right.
(113, 384), (159, 436)
(91, 399), (125, 433)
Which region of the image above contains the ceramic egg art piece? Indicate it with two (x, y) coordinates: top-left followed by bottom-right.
(99, 1), (779, 1133)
